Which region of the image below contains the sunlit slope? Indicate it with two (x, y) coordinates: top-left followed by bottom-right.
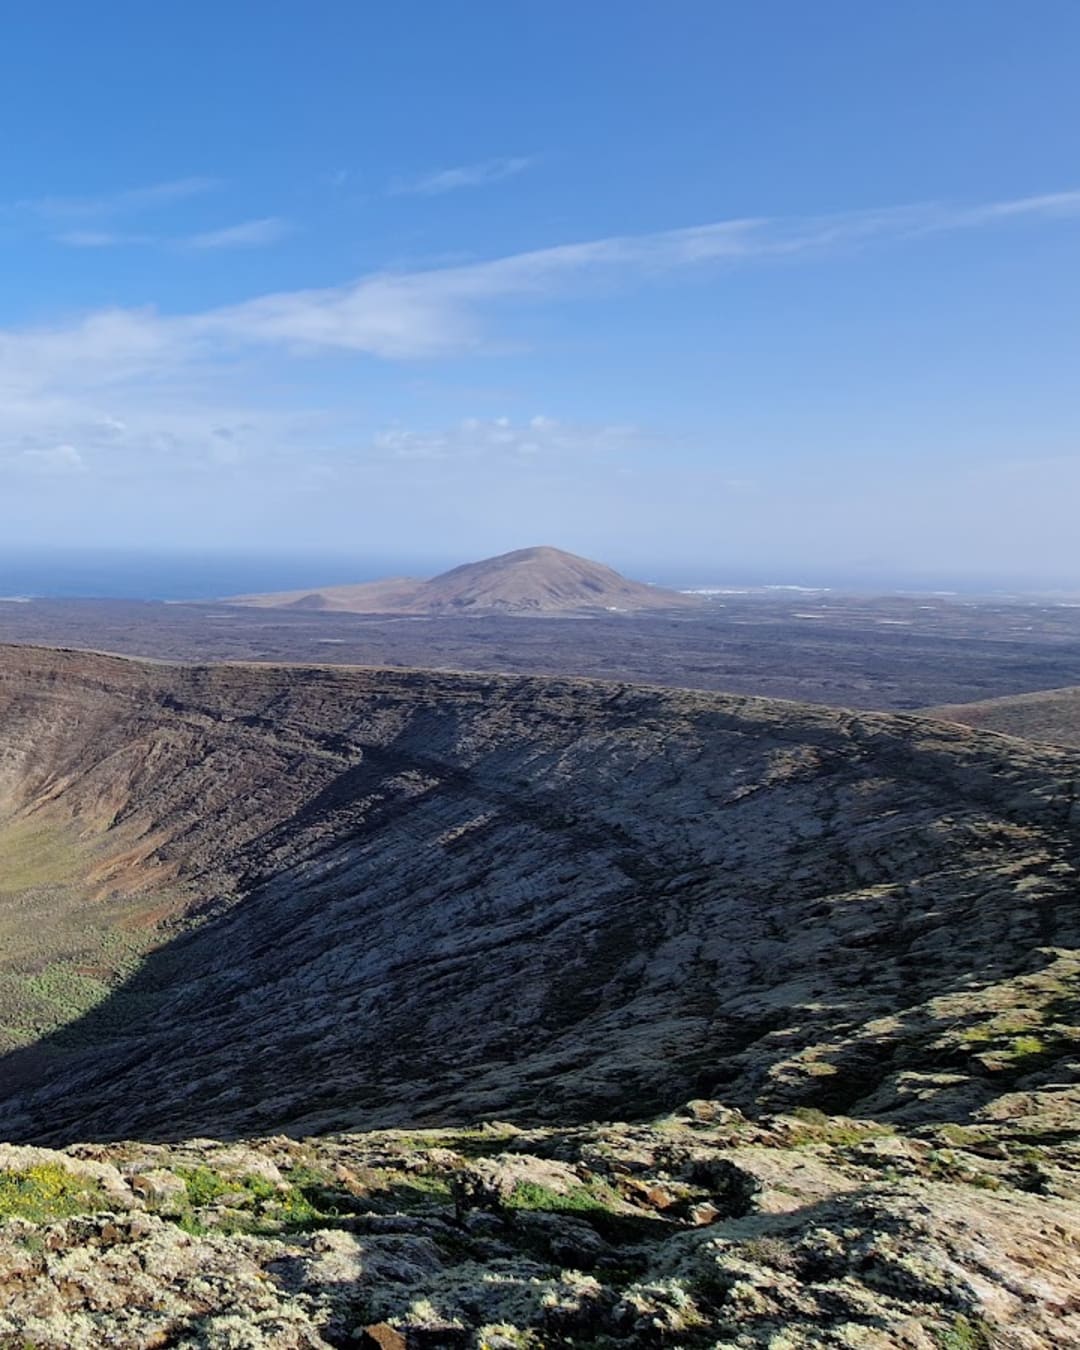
(928, 685), (1080, 749)
(225, 545), (701, 614)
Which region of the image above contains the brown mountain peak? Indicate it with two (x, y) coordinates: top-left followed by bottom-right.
(225, 546), (699, 616)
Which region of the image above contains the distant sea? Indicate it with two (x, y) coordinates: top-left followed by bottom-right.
(0, 551), (441, 602)
(0, 549), (1069, 602)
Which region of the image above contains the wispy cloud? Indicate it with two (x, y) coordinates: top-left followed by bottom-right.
(12, 177), (228, 250)
(3, 184), (1077, 563)
(52, 218), (293, 252)
(18, 443), (86, 474)
(15, 176), (218, 220)
(193, 187), (1080, 358)
(390, 156), (533, 196)
(3, 187), (1079, 397)
(370, 415), (641, 462)
(53, 229), (155, 248)
(184, 217), (294, 250)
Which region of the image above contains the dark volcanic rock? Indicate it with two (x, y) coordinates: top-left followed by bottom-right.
(0, 643), (1077, 1145)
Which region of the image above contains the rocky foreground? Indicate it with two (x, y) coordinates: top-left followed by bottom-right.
(1, 1090), (1078, 1349)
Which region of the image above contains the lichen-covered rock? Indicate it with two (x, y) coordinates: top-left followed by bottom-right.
(130, 1167), (190, 1215)
(0, 1107), (1076, 1347)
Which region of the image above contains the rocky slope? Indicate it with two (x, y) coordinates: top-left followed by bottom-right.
(0, 644), (1078, 1344)
(0, 642), (1077, 1146)
(929, 685), (1080, 749)
(225, 546), (700, 615)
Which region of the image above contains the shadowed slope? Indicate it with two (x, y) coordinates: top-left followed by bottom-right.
(0, 644), (1077, 1145)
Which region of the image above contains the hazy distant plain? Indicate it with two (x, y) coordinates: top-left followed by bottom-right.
(3, 589), (1080, 711)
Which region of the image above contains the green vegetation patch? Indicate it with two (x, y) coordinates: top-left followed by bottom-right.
(923, 1150), (1001, 1191)
(174, 1165), (320, 1235)
(785, 1107), (896, 1149)
(1008, 1034), (1047, 1061)
(177, 1164), (277, 1208)
(0, 813), (173, 1054)
(935, 1312), (995, 1350)
(948, 977), (1079, 1079)
(504, 1178), (622, 1215)
(0, 818), (88, 895)
(965, 1026), (1071, 1076)
(169, 1159), (458, 1236)
(0, 1164), (110, 1223)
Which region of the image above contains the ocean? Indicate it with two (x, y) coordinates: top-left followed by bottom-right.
(0, 550), (436, 602)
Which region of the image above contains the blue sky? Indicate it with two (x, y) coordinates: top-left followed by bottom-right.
(2, 1), (1079, 585)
